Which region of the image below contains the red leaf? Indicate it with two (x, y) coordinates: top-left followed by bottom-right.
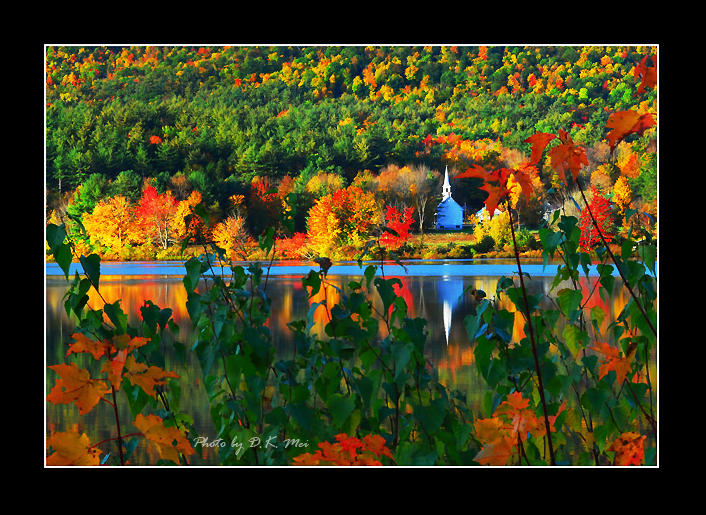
(634, 55), (657, 95)
(456, 164), (490, 180)
(479, 182), (509, 218)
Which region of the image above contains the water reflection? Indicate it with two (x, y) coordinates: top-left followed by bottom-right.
(45, 262), (652, 465)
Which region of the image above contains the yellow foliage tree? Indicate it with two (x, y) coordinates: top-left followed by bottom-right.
(473, 208), (512, 249)
(212, 216), (254, 260)
(613, 175), (632, 215)
(83, 195), (140, 258)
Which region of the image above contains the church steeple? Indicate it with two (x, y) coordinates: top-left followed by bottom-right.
(442, 166), (451, 201)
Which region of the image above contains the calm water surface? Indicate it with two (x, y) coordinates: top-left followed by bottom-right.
(45, 259), (654, 465)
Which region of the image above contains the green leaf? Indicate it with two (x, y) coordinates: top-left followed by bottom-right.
(557, 288), (583, 320)
(391, 341), (413, 380)
(375, 277), (402, 314)
(563, 324), (588, 357)
(46, 223), (66, 253)
(258, 226), (275, 255)
(590, 306), (606, 334)
(641, 243), (657, 275)
(326, 393), (356, 428)
(184, 257), (202, 292)
(192, 202), (210, 229)
(402, 317), (427, 354)
(104, 300), (127, 334)
(413, 398), (447, 434)
(363, 265), (377, 290)
(79, 253), (101, 292)
(302, 270), (322, 298)
(56, 246), (73, 280)
(47, 224), (73, 279)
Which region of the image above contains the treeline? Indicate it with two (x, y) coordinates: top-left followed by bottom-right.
(45, 45), (657, 248)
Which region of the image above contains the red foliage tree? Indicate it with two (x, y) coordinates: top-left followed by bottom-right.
(578, 186), (614, 252)
(135, 185), (179, 249)
(380, 205), (414, 250)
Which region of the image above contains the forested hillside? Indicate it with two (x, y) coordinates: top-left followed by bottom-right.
(45, 45), (657, 260)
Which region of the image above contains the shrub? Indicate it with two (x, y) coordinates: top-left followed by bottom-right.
(473, 234), (495, 254)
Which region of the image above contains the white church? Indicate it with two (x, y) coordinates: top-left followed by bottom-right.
(435, 166), (464, 230)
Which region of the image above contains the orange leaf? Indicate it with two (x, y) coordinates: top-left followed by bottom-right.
(512, 162), (538, 205)
(524, 132), (556, 165)
(66, 332), (110, 360)
(101, 349), (128, 390)
(363, 434), (394, 460)
(47, 362), (111, 415)
(606, 110), (656, 152)
(123, 355), (180, 398)
(495, 391), (539, 437)
(547, 130), (588, 185)
(133, 414), (195, 465)
(474, 435), (516, 466)
(608, 432), (646, 466)
(589, 341), (632, 384)
(292, 433), (393, 466)
(474, 416), (507, 444)
(112, 333), (150, 353)
(46, 431), (101, 466)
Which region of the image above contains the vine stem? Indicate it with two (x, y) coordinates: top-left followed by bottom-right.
(576, 181), (656, 337)
(506, 200), (556, 466)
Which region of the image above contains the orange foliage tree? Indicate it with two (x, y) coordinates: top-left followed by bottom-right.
(307, 185), (379, 257)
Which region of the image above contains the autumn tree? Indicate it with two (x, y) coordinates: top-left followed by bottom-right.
(248, 176), (280, 235)
(612, 175), (632, 215)
(374, 164), (438, 233)
(173, 190), (209, 244)
(212, 215), (254, 260)
(379, 206), (414, 250)
(135, 185), (180, 249)
(307, 185), (379, 257)
(83, 195), (141, 258)
(578, 186), (615, 252)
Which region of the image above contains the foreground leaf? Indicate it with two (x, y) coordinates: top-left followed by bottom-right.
(608, 432), (646, 465)
(133, 413), (195, 465)
(46, 431), (101, 466)
(606, 110), (656, 152)
(123, 355), (180, 398)
(47, 362), (111, 415)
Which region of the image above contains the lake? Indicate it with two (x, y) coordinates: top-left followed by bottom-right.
(45, 258), (654, 465)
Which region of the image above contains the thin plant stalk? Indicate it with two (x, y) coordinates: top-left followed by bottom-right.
(506, 200), (556, 466)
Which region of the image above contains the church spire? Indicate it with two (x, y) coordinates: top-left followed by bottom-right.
(442, 165), (451, 201)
